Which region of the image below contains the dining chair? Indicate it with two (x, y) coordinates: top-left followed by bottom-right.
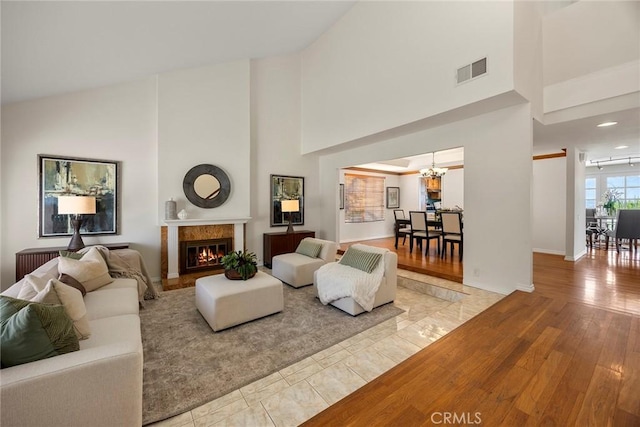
(409, 211), (441, 256)
(394, 209), (411, 249)
(585, 208), (601, 248)
(440, 211), (463, 260)
(612, 209), (640, 253)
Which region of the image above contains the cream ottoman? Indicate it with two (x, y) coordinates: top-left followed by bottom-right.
(195, 271), (284, 332)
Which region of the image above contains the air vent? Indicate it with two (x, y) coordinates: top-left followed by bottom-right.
(456, 57), (487, 84)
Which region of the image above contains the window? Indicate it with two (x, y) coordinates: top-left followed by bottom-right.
(344, 174), (385, 223)
(585, 177), (597, 208)
(606, 174), (640, 208)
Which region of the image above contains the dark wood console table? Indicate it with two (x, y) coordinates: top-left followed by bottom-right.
(15, 243), (130, 281)
(263, 231), (315, 268)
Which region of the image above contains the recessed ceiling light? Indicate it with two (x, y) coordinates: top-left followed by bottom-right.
(615, 145), (629, 149)
(597, 121), (618, 127)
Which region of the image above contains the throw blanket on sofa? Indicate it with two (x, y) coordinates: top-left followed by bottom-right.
(316, 254), (385, 312)
(78, 246), (159, 302)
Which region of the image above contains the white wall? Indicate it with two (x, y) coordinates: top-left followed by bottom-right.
(157, 61), (251, 221)
(514, 0), (544, 121)
(543, 1), (640, 86)
(338, 169), (399, 243)
(565, 147), (587, 261)
(532, 157), (566, 255)
(400, 175), (421, 213)
(319, 103), (533, 295)
(248, 55), (321, 265)
(1, 78), (159, 288)
(441, 168), (464, 210)
(301, 1), (516, 153)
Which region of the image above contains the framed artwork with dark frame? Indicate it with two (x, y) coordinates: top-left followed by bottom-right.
(39, 155), (120, 237)
(339, 184), (344, 210)
(270, 174), (304, 227)
(386, 187), (400, 209)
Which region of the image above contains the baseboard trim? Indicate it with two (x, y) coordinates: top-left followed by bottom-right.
(516, 283), (535, 293)
(533, 248), (565, 256)
(564, 249), (586, 262)
(340, 234), (394, 244)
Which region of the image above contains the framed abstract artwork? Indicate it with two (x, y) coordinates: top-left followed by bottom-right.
(39, 155), (120, 237)
(386, 187), (400, 209)
(270, 174), (304, 227)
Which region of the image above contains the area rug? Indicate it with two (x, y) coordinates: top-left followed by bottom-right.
(140, 283), (404, 425)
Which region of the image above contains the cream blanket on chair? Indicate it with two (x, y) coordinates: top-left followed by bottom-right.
(316, 250), (386, 312)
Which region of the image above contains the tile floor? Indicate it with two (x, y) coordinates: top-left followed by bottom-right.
(151, 270), (504, 427)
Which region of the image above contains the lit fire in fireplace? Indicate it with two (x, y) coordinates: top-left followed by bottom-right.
(180, 238), (232, 274)
(198, 247), (221, 266)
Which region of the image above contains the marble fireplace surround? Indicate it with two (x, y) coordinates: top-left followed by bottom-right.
(162, 218), (250, 279)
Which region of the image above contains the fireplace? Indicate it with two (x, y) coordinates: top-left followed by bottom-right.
(179, 238), (232, 275)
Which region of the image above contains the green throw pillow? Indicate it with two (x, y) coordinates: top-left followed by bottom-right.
(339, 248), (383, 274)
(296, 240), (322, 258)
(0, 296), (79, 368)
(59, 250), (83, 260)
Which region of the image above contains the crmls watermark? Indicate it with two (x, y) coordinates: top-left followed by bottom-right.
(431, 412), (482, 425)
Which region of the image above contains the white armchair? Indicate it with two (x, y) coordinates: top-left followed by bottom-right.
(271, 238), (338, 288)
(313, 244), (397, 316)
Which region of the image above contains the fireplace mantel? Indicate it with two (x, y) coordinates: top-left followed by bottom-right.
(165, 217), (251, 227)
(164, 217), (250, 279)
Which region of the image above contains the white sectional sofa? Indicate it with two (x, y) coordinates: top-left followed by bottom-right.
(1, 259), (143, 427)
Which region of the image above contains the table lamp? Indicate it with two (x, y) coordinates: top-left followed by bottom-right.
(58, 196), (97, 251)
(281, 199), (299, 234)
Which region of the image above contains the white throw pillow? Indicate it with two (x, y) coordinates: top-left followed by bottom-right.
(17, 274), (50, 301)
(58, 247), (113, 292)
(23, 277), (91, 340)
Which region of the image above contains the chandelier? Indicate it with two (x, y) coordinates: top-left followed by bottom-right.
(420, 152), (448, 178)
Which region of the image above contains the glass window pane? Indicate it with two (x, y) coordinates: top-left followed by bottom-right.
(585, 177), (596, 189)
(606, 176), (624, 188)
(626, 187), (640, 199)
(585, 189), (596, 199)
(586, 200), (596, 208)
(626, 175), (640, 187)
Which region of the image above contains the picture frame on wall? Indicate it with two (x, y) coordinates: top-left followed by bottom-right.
(39, 155), (120, 237)
(339, 184), (344, 210)
(386, 187), (400, 209)
(270, 174), (304, 227)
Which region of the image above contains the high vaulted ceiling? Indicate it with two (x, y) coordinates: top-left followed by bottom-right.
(1, 1), (356, 105)
(2, 1), (638, 165)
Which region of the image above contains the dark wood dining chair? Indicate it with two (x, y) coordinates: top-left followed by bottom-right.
(409, 211), (441, 256)
(440, 211), (463, 260)
(394, 209), (411, 249)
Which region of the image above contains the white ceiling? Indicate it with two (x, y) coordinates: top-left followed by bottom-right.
(1, 1), (356, 104)
(2, 1), (638, 167)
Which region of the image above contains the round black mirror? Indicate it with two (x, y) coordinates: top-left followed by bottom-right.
(183, 164), (231, 208)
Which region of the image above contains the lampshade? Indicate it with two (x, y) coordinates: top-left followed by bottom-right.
(281, 199), (300, 213)
(58, 196), (97, 215)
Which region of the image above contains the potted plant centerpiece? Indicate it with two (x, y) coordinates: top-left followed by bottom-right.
(601, 189), (622, 216)
(221, 250), (258, 280)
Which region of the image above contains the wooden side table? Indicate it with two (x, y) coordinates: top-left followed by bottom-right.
(263, 231), (315, 268)
(15, 243), (130, 281)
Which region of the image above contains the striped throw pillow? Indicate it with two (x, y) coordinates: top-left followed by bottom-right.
(339, 248), (382, 274)
(296, 240), (322, 258)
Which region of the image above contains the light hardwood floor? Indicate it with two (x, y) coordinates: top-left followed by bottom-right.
(303, 239), (640, 426)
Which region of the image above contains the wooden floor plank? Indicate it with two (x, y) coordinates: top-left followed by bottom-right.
(575, 365), (623, 426)
(619, 351), (640, 417)
(514, 349), (572, 418)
